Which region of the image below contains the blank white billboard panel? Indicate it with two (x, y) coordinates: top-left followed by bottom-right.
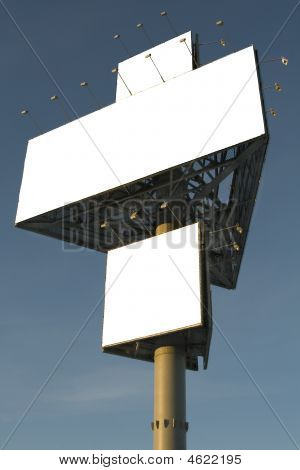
(16, 46), (265, 223)
(102, 223), (202, 347)
(116, 31), (193, 101)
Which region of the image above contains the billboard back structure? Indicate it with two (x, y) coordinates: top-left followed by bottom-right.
(16, 36), (268, 290)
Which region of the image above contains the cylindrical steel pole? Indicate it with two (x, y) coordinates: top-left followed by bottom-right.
(153, 346), (187, 449)
(153, 222), (187, 450)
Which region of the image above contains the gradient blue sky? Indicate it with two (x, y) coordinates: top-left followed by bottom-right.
(0, 0), (299, 450)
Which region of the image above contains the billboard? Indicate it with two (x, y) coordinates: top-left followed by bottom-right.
(16, 44), (265, 224)
(102, 222), (206, 347)
(116, 31), (193, 101)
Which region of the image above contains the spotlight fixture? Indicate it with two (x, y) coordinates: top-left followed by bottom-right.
(145, 53), (165, 82)
(159, 9), (178, 36)
(263, 56), (288, 66)
(233, 242), (240, 252)
(50, 95), (58, 101)
(216, 20), (224, 26)
(269, 108), (278, 117)
(219, 39), (226, 47)
(112, 33), (131, 57)
(136, 22), (153, 46)
(274, 82), (282, 92)
(80, 81), (102, 109)
(19, 108), (43, 134)
(130, 211), (138, 220)
(111, 67), (132, 95)
(265, 82), (283, 92)
(235, 224), (243, 234)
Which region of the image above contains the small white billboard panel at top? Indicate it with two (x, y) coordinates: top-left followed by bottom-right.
(116, 31), (193, 101)
(16, 45), (265, 223)
(102, 223), (201, 347)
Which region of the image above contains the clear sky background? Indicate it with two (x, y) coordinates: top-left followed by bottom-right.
(0, 0), (299, 450)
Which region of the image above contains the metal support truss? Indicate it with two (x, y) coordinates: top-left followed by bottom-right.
(17, 134), (268, 290)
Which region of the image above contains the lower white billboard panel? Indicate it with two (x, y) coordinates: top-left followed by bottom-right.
(102, 223), (202, 347)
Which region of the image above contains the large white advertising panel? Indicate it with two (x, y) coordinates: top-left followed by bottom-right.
(16, 45), (265, 223)
(102, 223), (202, 347)
(116, 31), (193, 101)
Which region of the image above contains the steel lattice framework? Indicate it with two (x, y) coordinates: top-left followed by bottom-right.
(16, 42), (269, 369)
(17, 134), (268, 290)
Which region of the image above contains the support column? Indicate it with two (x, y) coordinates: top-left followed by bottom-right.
(152, 221), (187, 450)
(153, 346), (187, 450)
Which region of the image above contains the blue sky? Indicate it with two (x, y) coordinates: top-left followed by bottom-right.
(0, 0), (299, 450)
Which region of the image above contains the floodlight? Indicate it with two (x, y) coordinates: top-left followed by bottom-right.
(144, 53), (165, 82)
(216, 20), (224, 26)
(274, 82), (282, 92)
(160, 9), (178, 36)
(112, 67), (132, 95)
(50, 95), (58, 101)
(136, 22), (153, 46)
(160, 201), (168, 209)
(269, 108), (277, 117)
(179, 38), (186, 43)
(112, 33), (131, 57)
(235, 224), (243, 234)
(100, 221), (108, 229)
(19, 108), (43, 134)
(233, 242), (240, 251)
(219, 39), (226, 47)
(130, 211), (138, 220)
(80, 81), (88, 87)
(265, 82), (283, 93)
(263, 56), (288, 66)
